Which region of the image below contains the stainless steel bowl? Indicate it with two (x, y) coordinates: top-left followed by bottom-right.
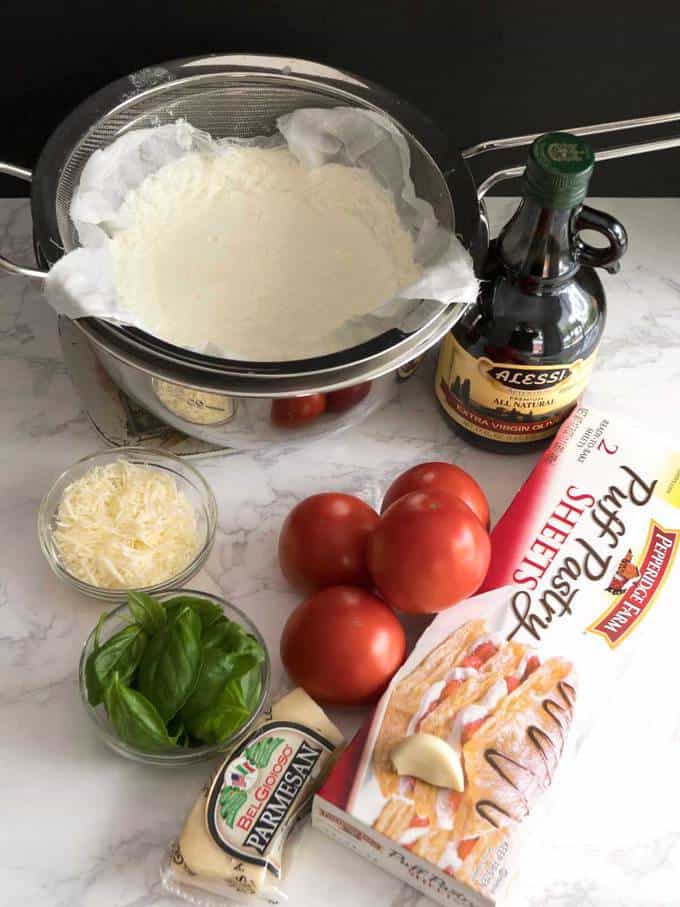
(1, 54), (483, 447)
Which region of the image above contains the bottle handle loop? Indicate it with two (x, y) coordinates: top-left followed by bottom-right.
(574, 206), (628, 274)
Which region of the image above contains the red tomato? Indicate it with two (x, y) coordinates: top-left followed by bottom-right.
(279, 493), (379, 591)
(326, 381), (372, 413)
(367, 490), (491, 614)
(271, 394), (327, 428)
(280, 586), (406, 704)
(381, 462), (489, 528)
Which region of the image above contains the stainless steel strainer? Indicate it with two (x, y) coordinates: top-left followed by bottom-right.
(22, 54), (475, 382)
(51, 71), (454, 259)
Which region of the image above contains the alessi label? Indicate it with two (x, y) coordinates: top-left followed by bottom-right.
(206, 721), (334, 875)
(435, 334), (599, 443)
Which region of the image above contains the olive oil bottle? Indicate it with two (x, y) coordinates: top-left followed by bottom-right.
(436, 132), (628, 453)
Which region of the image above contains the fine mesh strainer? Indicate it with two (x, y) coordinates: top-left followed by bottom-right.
(22, 55), (475, 381)
(52, 74), (455, 258)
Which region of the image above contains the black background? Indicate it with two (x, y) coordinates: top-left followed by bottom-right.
(2, 0), (679, 197)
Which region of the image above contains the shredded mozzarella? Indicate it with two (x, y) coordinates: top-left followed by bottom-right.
(52, 459), (200, 589)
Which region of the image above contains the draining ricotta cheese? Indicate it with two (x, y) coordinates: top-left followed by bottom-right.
(111, 145), (422, 361)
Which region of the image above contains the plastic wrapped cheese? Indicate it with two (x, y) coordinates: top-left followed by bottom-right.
(162, 688), (344, 905)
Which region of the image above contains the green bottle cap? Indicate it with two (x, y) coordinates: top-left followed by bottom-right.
(523, 132), (595, 208)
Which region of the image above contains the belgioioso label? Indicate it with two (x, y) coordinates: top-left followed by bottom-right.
(205, 721), (334, 876)
(435, 334), (599, 444)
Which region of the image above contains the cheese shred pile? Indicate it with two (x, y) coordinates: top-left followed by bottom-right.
(53, 459), (200, 589)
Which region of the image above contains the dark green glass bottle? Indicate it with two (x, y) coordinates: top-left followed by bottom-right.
(436, 132), (628, 453)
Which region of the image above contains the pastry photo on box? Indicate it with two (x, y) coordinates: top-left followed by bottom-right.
(313, 405), (680, 906)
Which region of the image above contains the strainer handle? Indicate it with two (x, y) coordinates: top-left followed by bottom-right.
(462, 110), (680, 200)
(0, 162), (48, 281)
(475, 134), (680, 200)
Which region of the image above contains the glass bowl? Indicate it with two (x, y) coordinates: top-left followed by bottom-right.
(78, 590), (271, 765)
(38, 447), (217, 602)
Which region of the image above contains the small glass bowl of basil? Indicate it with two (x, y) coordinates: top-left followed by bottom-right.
(79, 589), (271, 765)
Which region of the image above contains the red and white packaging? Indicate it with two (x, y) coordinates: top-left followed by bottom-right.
(312, 405), (680, 905)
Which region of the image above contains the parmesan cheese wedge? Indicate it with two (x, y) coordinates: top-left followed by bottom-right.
(163, 689), (343, 904)
(391, 733), (465, 791)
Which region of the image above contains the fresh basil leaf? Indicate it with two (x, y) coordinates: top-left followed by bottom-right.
(85, 624), (147, 707)
(204, 665), (263, 744)
(92, 609), (109, 652)
(204, 618), (265, 661)
(167, 715), (191, 749)
(127, 591), (167, 633)
(163, 595), (224, 631)
(104, 672), (177, 751)
(181, 649), (259, 720)
(238, 664), (263, 712)
(137, 606), (202, 722)
(182, 682), (253, 745)
(178, 617), (263, 735)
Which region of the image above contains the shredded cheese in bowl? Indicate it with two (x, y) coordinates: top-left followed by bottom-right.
(39, 450), (216, 599)
(53, 460), (200, 588)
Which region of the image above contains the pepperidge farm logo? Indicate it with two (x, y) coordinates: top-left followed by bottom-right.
(588, 521), (679, 647)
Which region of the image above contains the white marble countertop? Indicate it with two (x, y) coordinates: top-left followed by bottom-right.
(2, 197), (680, 907)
